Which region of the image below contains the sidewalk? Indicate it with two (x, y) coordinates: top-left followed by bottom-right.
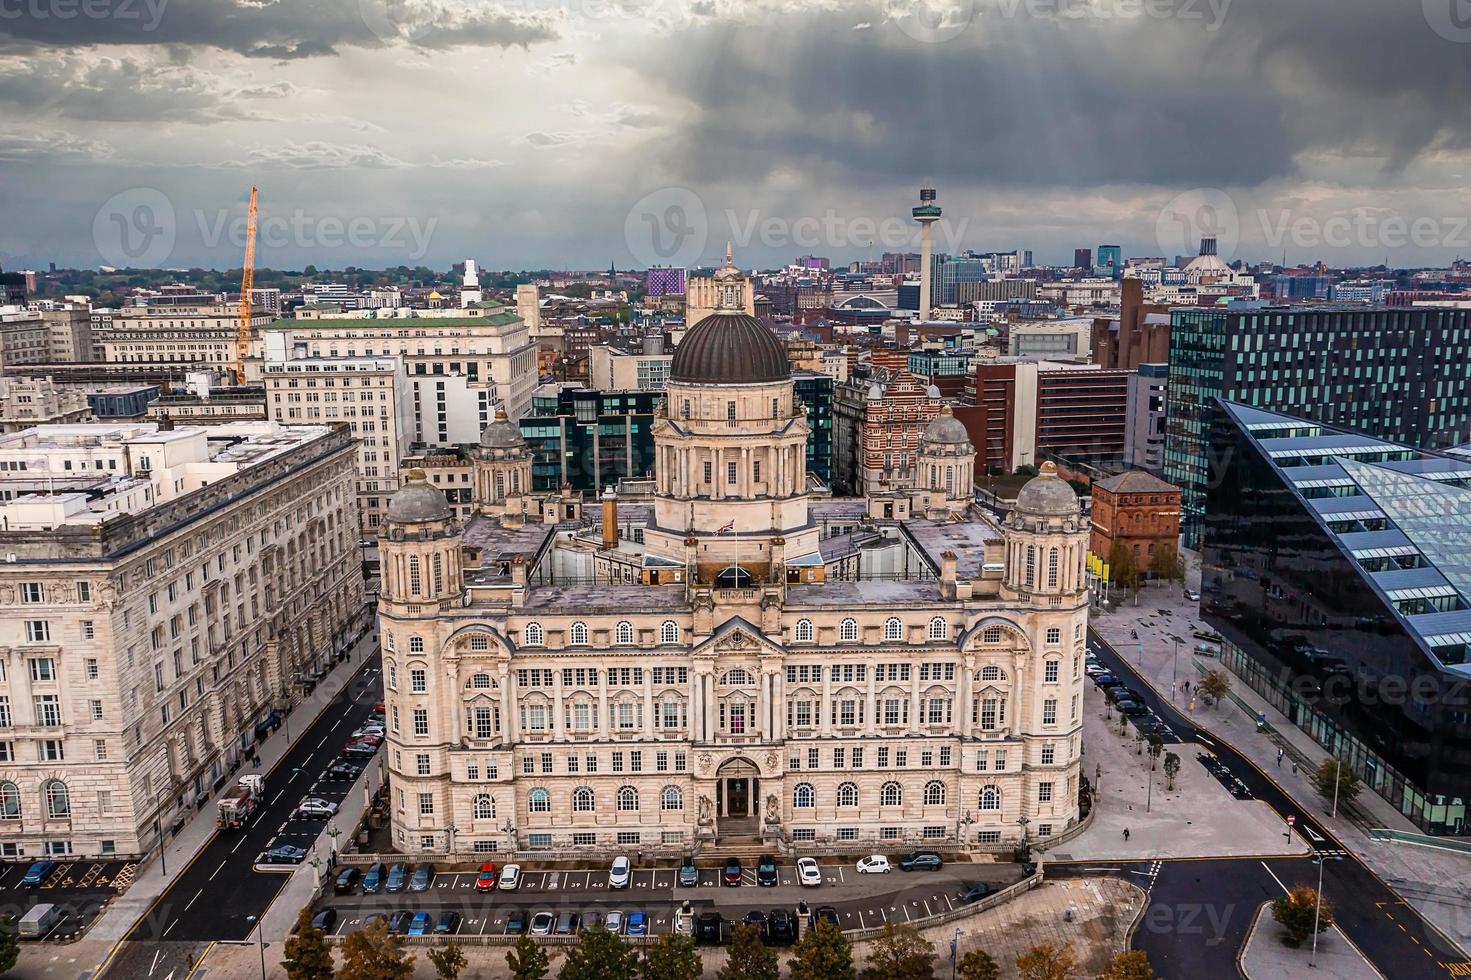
(1091, 574), (1471, 956)
(1240, 903), (1381, 980)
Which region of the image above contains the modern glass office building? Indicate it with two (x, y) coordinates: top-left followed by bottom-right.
(793, 371), (834, 487)
(1203, 401), (1471, 833)
(1164, 305), (1471, 547)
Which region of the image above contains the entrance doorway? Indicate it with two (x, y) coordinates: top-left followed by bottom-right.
(715, 757), (761, 826)
(726, 778), (749, 817)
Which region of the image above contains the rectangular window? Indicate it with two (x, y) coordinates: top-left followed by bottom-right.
(20, 583), (43, 603)
(25, 622), (50, 644)
(416, 753), (430, 775)
(1044, 661), (1059, 683)
(411, 668), (426, 693)
(34, 695), (61, 727)
(792, 828), (816, 842)
(573, 832), (597, 847)
(1042, 699), (1058, 725)
(1039, 782), (1054, 803)
(418, 793), (435, 815)
(727, 461), (737, 485)
(413, 708), (429, 736)
(616, 831), (641, 845)
(1041, 743), (1055, 765)
(30, 658), (54, 682)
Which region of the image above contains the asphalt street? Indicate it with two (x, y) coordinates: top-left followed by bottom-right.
(96, 652), (383, 980)
(1082, 629), (1466, 979)
(0, 858), (137, 941)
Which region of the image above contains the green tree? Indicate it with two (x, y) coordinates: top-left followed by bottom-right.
(1106, 540), (1141, 594)
(956, 948), (1000, 980)
(640, 933), (702, 980)
(860, 923), (936, 980)
(1146, 734), (1164, 770)
(559, 927), (640, 980)
(0, 915), (17, 975)
(788, 919), (856, 980)
(283, 907), (334, 980)
(1198, 668), (1231, 707)
(1015, 464), (1039, 478)
(337, 919), (414, 980)
(720, 923), (779, 980)
(1163, 751), (1181, 790)
(1147, 541), (1185, 583)
(1312, 759), (1362, 806)
(427, 942), (468, 980)
(1098, 949), (1155, 979)
(506, 934), (551, 980)
(1271, 886), (1333, 947)
(1015, 942), (1077, 980)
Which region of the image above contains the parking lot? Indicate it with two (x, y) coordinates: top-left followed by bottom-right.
(0, 859), (137, 940)
(316, 859), (1024, 940)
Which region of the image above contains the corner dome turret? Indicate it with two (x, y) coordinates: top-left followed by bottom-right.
(1014, 461), (1078, 517)
(386, 468), (451, 524)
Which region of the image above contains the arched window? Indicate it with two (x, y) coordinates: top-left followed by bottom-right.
(839, 618), (858, 642)
(616, 786), (639, 812)
(836, 782), (859, 808)
(468, 673), (492, 689)
(524, 623), (544, 646)
(660, 621), (679, 644)
(570, 622), (589, 645)
(719, 668), (753, 686)
(980, 665), (1005, 682)
(979, 785), (1001, 811)
(883, 617), (903, 641)
(794, 619), (814, 643)
(661, 786), (683, 811)
(473, 794), (495, 819)
(528, 788), (551, 813)
(927, 616), (947, 641)
(880, 782), (902, 807)
(0, 782), (19, 819)
(923, 781), (946, 806)
(572, 787), (595, 812)
(792, 783), (815, 808)
(1047, 549), (1059, 589)
(45, 780), (69, 819)
(615, 621), (634, 645)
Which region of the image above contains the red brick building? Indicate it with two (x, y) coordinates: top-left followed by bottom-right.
(832, 368), (940, 494)
(1088, 469), (1182, 568)
(961, 361), (1130, 473)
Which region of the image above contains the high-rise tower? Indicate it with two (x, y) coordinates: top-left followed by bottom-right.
(913, 187), (941, 320)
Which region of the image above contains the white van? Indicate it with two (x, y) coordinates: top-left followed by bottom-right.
(18, 904), (61, 939)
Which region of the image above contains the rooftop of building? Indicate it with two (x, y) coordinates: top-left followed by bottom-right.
(265, 310), (521, 330)
(1093, 469), (1180, 495)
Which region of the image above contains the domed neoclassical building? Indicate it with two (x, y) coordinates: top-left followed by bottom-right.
(378, 252), (1087, 860)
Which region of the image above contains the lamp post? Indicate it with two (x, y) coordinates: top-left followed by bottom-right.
(1330, 756), (1342, 821)
(155, 816), (168, 877)
(327, 822), (340, 867)
(1172, 636), (1181, 696)
(1310, 853), (1343, 968)
(245, 914), (267, 980)
(951, 927), (964, 980)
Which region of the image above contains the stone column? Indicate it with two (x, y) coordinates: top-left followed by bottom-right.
(909, 670), (922, 734)
(820, 664), (833, 736)
(704, 673), (716, 740)
(958, 658), (973, 738)
(689, 670), (702, 743)
(643, 671), (655, 737)
(865, 668), (877, 735)
(553, 670), (566, 739)
(500, 665), (518, 742)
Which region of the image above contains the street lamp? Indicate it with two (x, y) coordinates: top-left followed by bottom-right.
(154, 816), (168, 877)
(951, 927), (964, 980)
(1172, 636), (1181, 697)
(1310, 853), (1343, 968)
(327, 822), (340, 867)
(244, 914), (267, 980)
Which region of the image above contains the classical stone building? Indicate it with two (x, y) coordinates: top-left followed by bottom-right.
(378, 253), (1087, 860)
(0, 422), (366, 859)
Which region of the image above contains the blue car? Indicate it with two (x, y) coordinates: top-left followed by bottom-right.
(20, 861), (55, 887)
(626, 910), (647, 937)
(407, 911), (434, 936)
(1093, 673), (1121, 688)
(385, 863), (408, 893)
(361, 863), (384, 894)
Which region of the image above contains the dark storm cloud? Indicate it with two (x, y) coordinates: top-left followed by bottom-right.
(627, 0), (1471, 191)
(0, 0), (557, 58)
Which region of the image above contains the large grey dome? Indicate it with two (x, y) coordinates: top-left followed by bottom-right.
(387, 468), (451, 523)
(1015, 461), (1078, 517)
(479, 407), (525, 449)
(670, 311), (789, 385)
(922, 405), (971, 447)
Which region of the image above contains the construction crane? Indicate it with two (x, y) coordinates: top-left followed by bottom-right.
(236, 186), (259, 384)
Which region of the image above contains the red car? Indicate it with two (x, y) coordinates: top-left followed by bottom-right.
(475, 862), (498, 892)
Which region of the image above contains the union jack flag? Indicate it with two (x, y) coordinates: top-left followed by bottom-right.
(715, 520), (735, 534)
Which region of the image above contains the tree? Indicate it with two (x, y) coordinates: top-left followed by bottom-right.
(1198, 669), (1231, 707)
(1015, 464), (1039, 478)
(788, 919), (856, 980)
(1271, 886), (1333, 947)
(1312, 759), (1362, 807)
(506, 934), (551, 980)
(559, 926), (640, 980)
(283, 907), (334, 980)
(427, 942), (468, 980)
(337, 919), (414, 980)
(956, 948), (1000, 980)
(1148, 541), (1185, 583)
(0, 916), (17, 975)
(720, 923), (779, 980)
(1146, 734), (1164, 770)
(860, 923), (936, 980)
(1106, 540), (1141, 594)
(1098, 950), (1155, 980)
(641, 933), (702, 980)
(1163, 751), (1181, 790)
(1015, 942), (1077, 980)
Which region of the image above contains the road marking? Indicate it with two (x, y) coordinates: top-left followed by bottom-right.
(270, 790), (284, 805)
(163, 917), (178, 937)
(231, 835), (248, 853)
(185, 888), (203, 911)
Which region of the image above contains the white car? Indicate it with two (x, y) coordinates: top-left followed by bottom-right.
(609, 855), (631, 889)
(498, 864), (521, 891)
(1085, 664), (1107, 677)
(295, 797), (337, 819)
(856, 854), (891, 874)
(797, 857), (823, 886)
(604, 910), (626, 934)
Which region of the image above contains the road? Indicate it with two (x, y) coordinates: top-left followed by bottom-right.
(1080, 629), (1465, 978)
(97, 653), (383, 980)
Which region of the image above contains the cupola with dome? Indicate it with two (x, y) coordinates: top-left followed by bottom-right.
(669, 244), (789, 386)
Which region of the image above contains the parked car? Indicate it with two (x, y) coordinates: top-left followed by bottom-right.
(504, 909), (528, 935)
(554, 911), (577, 936)
(609, 855), (631, 889)
(407, 912), (434, 936)
(899, 851), (943, 872)
(1184, 589), (1201, 601)
(679, 855), (699, 886)
(324, 762), (362, 781)
(756, 855), (778, 886)
(696, 911), (724, 944)
(742, 910), (767, 936)
(722, 858), (743, 886)
(409, 864), (435, 892)
(387, 910), (413, 935)
(361, 863), (384, 894)
(604, 910), (626, 935)
(384, 863), (408, 892)
(362, 913), (388, 931)
(295, 797), (337, 819)
(1121, 700), (1151, 717)
(766, 908), (797, 944)
(855, 854), (891, 874)
(813, 906), (841, 930)
(475, 863), (499, 892)
(311, 908), (337, 931)
(1085, 663), (1107, 677)
(263, 845), (307, 865)
(342, 741), (377, 759)
(958, 881), (997, 904)
(434, 911), (462, 935)
(579, 910), (602, 933)
(19, 861), (55, 887)
(626, 910), (647, 937)
(529, 911), (554, 936)
(1195, 643), (1219, 657)
(1093, 673), (1121, 688)
(333, 867), (360, 895)
(499, 864), (522, 890)
(796, 857), (822, 886)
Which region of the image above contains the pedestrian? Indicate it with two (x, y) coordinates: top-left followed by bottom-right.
(1277, 748), (1284, 768)
(1122, 828), (1131, 841)
(1292, 762), (1299, 776)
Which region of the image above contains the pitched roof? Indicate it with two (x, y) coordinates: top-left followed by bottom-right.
(1094, 470), (1179, 494)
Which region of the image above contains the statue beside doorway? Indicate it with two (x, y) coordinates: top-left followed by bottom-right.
(763, 795), (780, 825)
(697, 795), (715, 829)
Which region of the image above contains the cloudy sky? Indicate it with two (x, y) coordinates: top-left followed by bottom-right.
(2, 0), (1470, 272)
